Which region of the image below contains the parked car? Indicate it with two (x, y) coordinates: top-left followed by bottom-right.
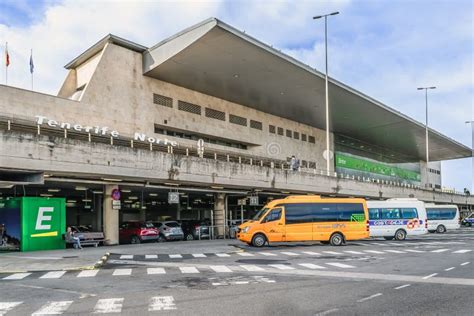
(119, 221), (159, 244)
(154, 221), (184, 242)
(462, 212), (474, 227)
(180, 220), (210, 240)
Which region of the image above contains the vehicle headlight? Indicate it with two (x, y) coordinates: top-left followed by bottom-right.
(242, 226), (250, 233)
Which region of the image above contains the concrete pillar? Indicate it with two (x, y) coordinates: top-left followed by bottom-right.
(103, 184), (119, 245)
(213, 193), (226, 237)
(93, 193), (103, 231)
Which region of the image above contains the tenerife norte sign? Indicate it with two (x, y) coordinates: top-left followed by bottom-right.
(35, 115), (178, 147)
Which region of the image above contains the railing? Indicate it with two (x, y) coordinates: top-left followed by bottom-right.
(0, 114), (470, 197)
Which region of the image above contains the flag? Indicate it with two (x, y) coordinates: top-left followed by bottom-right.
(29, 50), (34, 74)
(5, 42), (10, 67)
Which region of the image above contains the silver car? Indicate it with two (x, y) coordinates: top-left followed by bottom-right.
(155, 221), (184, 242)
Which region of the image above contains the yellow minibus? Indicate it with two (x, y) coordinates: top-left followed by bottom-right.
(237, 195), (369, 247)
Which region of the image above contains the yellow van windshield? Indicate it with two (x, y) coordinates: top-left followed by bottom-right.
(252, 208), (269, 221)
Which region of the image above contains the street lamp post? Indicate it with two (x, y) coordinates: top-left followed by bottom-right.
(466, 120), (474, 194)
(417, 86), (436, 186)
(313, 11), (339, 176)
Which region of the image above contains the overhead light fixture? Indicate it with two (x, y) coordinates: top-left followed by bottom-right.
(75, 186), (87, 191)
(149, 193), (158, 197)
(82, 199), (92, 202)
(102, 178), (122, 182)
(211, 186), (224, 190)
(254, 189), (263, 192)
(40, 194), (53, 197)
(124, 200), (132, 203)
(233, 74), (239, 78)
(129, 196), (138, 200)
(121, 189), (131, 193)
(141, 206), (147, 210)
(92, 190), (103, 194)
(164, 182), (179, 186)
(67, 200), (77, 203)
(43, 174), (52, 178)
(47, 189), (60, 192)
(206, 193), (214, 197)
(281, 191), (290, 194)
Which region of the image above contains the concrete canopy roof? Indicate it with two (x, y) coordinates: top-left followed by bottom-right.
(143, 18), (471, 162)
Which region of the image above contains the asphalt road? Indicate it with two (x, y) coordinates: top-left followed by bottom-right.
(0, 227), (473, 315)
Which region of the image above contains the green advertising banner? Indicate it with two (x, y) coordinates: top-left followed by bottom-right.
(20, 197), (66, 251)
(335, 153), (421, 182)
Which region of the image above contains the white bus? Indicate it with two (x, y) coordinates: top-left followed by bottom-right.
(425, 204), (460, 233)
(367, 198), (428, 240)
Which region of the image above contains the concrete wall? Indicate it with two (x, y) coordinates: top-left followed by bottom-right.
(0, 42), (332, 172)
(1, 130), (472, 206)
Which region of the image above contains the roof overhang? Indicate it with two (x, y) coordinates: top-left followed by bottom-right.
(143, 18), (471, 162)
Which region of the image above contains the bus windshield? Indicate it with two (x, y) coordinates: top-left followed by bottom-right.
(252, 208), (269, 221)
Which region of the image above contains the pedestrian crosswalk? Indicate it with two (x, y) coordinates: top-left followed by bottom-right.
(109, 247), (473, 261)
(0, 261), (360, 282)
(0, 296), (177, 315)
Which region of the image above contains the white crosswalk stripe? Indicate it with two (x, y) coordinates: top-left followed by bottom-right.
(119, 255), (133, 259)
(112, 269), (132, 276)
(147, 268), (166, 275)
(32, 301), (73, 315)
(268, 264), (295, 270)
(298, 263), (326, 269)
(236, 252), (254, 257)
(302, 251), (321, 255)
(2, 273), (31, 280)
(384, 250), (407, 254)
(431, 249), (450, 253)
(93, 298), (123, 314)
(169, 254), (183, 259)
(148, 296), (177, 311)
(209, 265), (232, 273)
(325, 263), (355, 269)
(179, 267), (199, 274)
(280, 251), (299, 256)
(40, 271), (66, 279)
(192, 254), (207, 258)
(0, 302), (22, 315)
(344, 251), (365, 255)
(323, 251), (343, 255)
(258, 252), (277, 256)
(403, 249), (425, 253)
(240, 265), (265, 272)
(369, 242), (387, 246)
(452, 249), (472, 254)
(145, 255), (158, 259)
(387, 242), (403, 246)
(364, 250), (385, 254)
(77, 270), (99, 278)
(215, 253), (231, 257)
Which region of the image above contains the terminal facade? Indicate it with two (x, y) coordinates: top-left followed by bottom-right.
(0, 18), (472, 246)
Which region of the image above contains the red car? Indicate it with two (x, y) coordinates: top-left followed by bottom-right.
(119, 222), (159, 244)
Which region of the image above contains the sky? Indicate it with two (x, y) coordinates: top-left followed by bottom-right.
(0, 0), (472, 191)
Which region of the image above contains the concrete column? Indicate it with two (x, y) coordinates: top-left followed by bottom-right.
(93, 193), (103, 231)
(213, 193), (226, 237)
(103, 184), (119, 245)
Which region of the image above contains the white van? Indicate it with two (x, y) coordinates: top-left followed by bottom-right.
(425, 204), (460, 233)
(367, 198), (428, 240)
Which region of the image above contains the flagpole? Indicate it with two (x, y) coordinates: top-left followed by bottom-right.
(31, 49), (33, 90)
(5, 42), (7, 85)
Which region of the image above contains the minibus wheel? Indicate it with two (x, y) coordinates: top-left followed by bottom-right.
(394, 229), (406, 241)
(329, 233), (344, 246)
(251, 234), (267, 247)
(436, 225), (446, 233)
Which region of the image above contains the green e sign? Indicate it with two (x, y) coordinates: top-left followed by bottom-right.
(21, 197), (66, 251)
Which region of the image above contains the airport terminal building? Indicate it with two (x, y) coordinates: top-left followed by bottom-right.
(0, 18), (472, 246)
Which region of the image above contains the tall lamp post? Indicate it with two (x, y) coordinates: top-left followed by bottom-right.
(313, 11), (339, 176)
(466, 120), (474, 195)
(417, 86), (436, 186)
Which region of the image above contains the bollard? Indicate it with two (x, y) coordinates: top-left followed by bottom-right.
(227, 155), (230, 162)
(131, 140), (134, 148)
(37, 125), (40, 135)
(64, 129), (67, 139)
(150, 143), (153, 151)
(186, 148), (189, 156)
(110, 136), (113, 145)
(7, 120), (11, 130)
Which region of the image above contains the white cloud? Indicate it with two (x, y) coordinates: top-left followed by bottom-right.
(0, 0), (472, 190)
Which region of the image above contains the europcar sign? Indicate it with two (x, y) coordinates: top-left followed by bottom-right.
(21, 197), (66, 251)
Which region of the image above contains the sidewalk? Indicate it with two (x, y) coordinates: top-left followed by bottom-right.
(0, 239), (241, 273)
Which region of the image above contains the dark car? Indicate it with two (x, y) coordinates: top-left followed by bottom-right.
(119, 221), (159, 244)
(180, 220), (210, 241)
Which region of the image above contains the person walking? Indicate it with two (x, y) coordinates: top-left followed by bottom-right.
(66, 227), (82, 249)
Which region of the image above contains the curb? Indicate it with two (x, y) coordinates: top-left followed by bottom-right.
(0, 253), (111, 274)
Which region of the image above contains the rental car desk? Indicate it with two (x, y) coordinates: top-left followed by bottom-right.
(0, 197), (66, 251)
